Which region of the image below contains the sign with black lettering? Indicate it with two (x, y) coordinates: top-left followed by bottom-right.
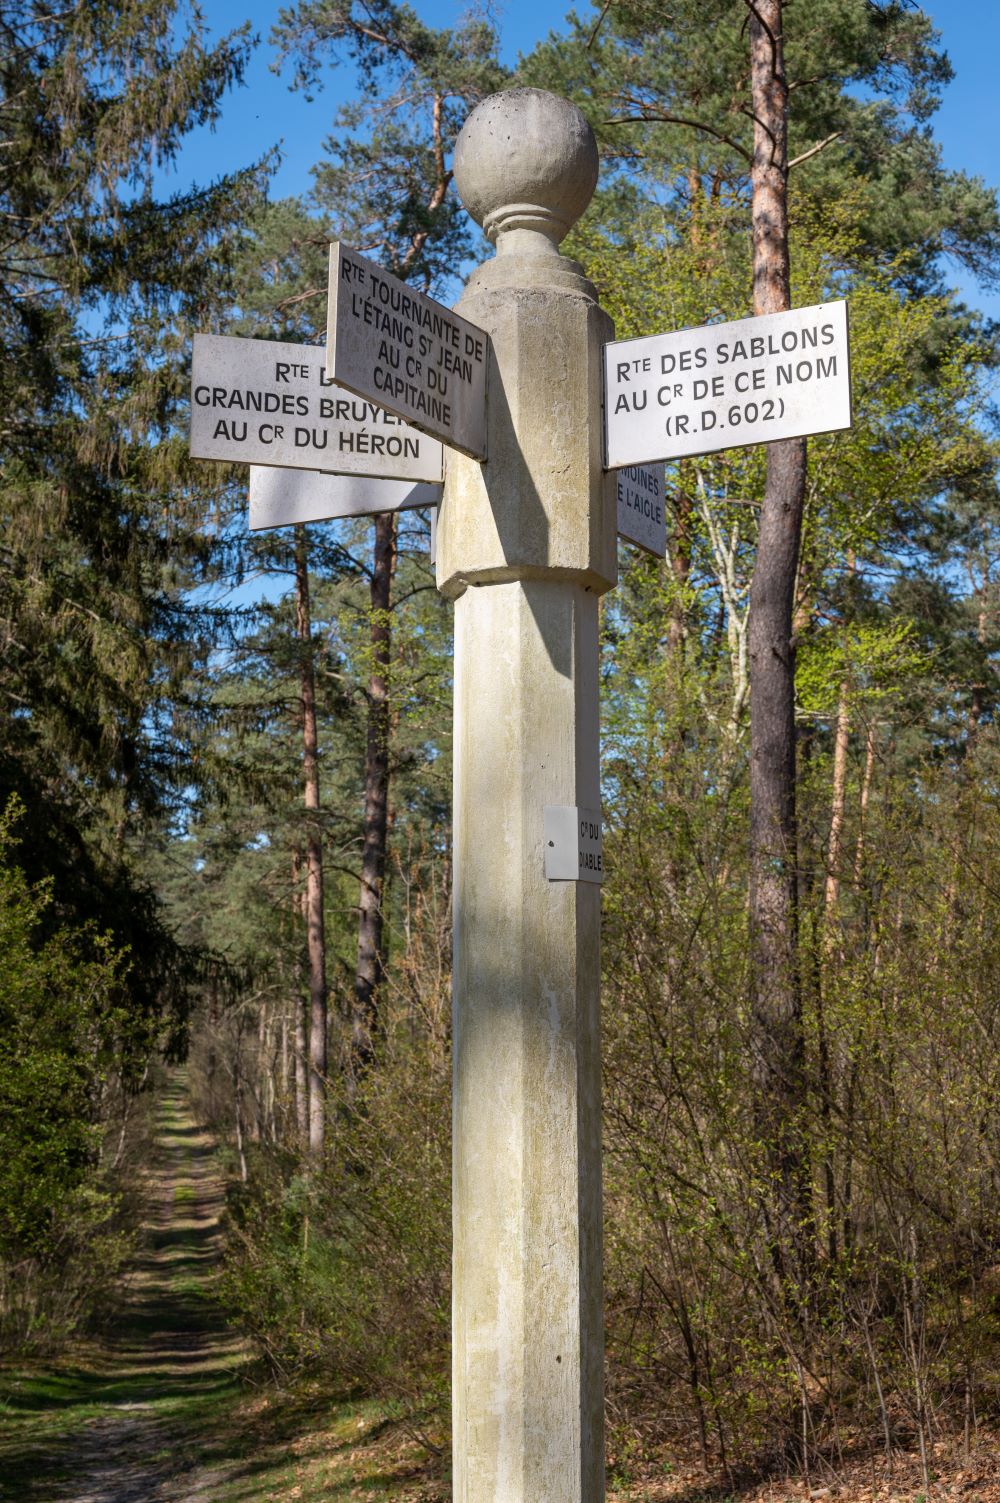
(544, 805), (604, 885)
(604, 300), (851, 469)
(248, 467), (441, 531)
(616, 464), (667, 557)
(327, 243), (489, 461)
(190, 335), (443, 481)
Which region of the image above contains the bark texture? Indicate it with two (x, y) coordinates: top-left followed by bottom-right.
(352, 510), (396, 1077)
(824, 555), (856, 930)
(295, 526), (328, 1157)
(746, 0), (811, 1278)
(291, 847), (310, 1146)
(667, 479), (693, 661)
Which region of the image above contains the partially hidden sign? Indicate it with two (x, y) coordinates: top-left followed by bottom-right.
(604, 300), (851, 469)
(190, 335), (442, 481)
(327, 243), (489, 461)
(544, 806), (604, 885)
(616, 464), (666, 557)
(248, 467), (441, 531)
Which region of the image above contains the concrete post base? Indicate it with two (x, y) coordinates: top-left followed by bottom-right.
(451, 577), (605, 1503)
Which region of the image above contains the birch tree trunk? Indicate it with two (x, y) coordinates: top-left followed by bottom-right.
(295, 525), (328, 1157)
(824, 554), (857, 930)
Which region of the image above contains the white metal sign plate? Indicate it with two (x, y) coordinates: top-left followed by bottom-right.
(327, 243), (489, 461)
(604, 299), (851, 469)
(616, 464), (667, 557)
(190, 335), (443, 480)
(248, 467), (441, 531)
(544, 806), (604, 885)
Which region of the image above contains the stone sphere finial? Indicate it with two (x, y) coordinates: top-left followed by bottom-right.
(454, 88), (599, 254)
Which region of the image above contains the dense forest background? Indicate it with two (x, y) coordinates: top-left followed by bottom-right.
(3, 0), (1000, 1487)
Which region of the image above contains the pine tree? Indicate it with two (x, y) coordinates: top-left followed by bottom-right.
(525, 0), (1000, 1304)
(0, 0), (266, 1052)
(268, 0), (506, 1068)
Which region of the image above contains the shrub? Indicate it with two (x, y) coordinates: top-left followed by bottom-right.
(0, 800), (135, 1354)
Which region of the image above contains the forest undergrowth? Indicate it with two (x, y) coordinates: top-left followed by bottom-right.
(5, 1065), (1000, 1502)
(4, 0), (1000, 1498)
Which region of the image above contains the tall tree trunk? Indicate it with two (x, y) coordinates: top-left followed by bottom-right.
(662, 477), (693, 778)
(295, 525), (328, 1157)
(746, 0), (811, 1285)
(257, 1001), (269, 1142)
(853, 722), (876, 885)
(234, 1017), (248, 1184)
(279, 1001), (289, 1136)
(291, 847), (310, 1146)
(206, 977), (219, 1104)
(352, 510), (396, 1078)
(825, 553), (857, 930)
(967, 604), (987, 751)
(667, 476), (693, 661)
(824, 681), (851, 928)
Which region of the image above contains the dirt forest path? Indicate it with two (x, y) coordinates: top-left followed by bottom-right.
(6, 1082), (1000, 1502)
(0, 1077), (249, 1502)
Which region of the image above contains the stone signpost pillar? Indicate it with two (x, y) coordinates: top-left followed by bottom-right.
(436, 89), (616, 1503)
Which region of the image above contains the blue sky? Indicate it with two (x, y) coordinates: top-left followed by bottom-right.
(168, 1), (1000, 320)
(174, 1), (569, 201)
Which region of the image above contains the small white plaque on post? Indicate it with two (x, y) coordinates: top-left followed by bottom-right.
(616, 463), (667, 557)
(604, 299), (851, 469)
(544, 806), (604, 884)
(327, 243), (489, 460)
